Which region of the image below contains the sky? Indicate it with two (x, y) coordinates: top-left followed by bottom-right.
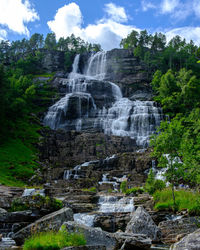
(0, 0), (200, 50)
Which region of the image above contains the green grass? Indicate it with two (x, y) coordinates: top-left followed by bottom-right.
(125, 187), (144, 195)
(0, 118), (41, 187)
(82, 187), (97, 193)
(153, 188), (200, 215)
(23, 230), (86, 250)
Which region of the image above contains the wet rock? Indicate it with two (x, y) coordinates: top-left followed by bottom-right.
(13, 207), (73, 245)
(126, 206), (161, 242)
(114, 232), (151, 250)
(0, 208), (7, 214)
(158, 217), (200, 244)
(170, 228), (200, 250)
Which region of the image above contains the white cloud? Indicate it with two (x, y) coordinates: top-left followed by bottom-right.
(141, 1), (156, 12)
(0, 0), (39, 36)
(160, 0), (180, 13)
(47, 2), (137, 50)
(104, 3), (128, 23)
(47, 3), (82, 40)
(165, 26), (200, 45)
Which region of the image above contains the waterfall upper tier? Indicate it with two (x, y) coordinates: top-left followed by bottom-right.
(44, 51), (163, 147)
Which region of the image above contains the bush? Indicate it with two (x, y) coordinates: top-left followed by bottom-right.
(125, 187), (144, 195)
(23, 228), (86, 250)
(153, 188), (200, 215)
(120, 181), (127, 193)
(10, 195), (63, 212)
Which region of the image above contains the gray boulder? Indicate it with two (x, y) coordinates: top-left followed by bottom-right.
(170, 228), (200, 250)
(63, 221), (116, 250)
(63, 221), (152, 250)
(114, 232), (151, 250)
(126, 206), (161, 242)
(13, 207), (73, 245)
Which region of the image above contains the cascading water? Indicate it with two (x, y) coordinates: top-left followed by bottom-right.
(44, 51), (163, 147)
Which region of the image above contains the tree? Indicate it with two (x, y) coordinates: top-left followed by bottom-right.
(150, 119), (184, 208)
(44, 33), (57, 50)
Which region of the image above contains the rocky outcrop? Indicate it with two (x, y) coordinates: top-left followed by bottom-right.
(13, 207), (73, 245)
(126, 207), (161, 242)
(170, 228), (200, 250)
(158, 217), (200, 244)
(63, 221), (151, 250)
(0, 210), (39, 237)
(0, 185), (23, 209)
(38, 129), (153, 184)
(40, 49), (65, 73)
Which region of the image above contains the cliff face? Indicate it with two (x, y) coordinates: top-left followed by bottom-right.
(79, 49), (152, 99)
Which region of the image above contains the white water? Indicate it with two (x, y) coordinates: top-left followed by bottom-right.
(44, 52), (163, 147)
(22, 188), (45, 197)
(74, 213), (96, 227)
(98, 196), (134, 213)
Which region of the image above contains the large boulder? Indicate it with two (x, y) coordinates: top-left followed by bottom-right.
(63, 221), (116, 250)
(63, 221), (151, 250)
(170, 228), (200, 250)
(114, 232), (151, 250)
(125, 206), (161, 242)
(13, 207), (73, 245)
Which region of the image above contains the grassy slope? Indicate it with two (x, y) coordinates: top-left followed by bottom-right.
(0, 75), (55, 187)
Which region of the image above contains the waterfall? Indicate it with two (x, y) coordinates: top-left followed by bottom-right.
(86, 51), (107, 80)
(44, 51), (163, 147)
(98, 196), (134, 213)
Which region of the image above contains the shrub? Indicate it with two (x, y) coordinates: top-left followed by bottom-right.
(125, 187), (144, 195)
(23, 229), (86, 250)
(120, 181), (127, 193)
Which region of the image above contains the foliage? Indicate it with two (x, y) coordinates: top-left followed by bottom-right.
(125, 187), (144, 195)
(153, 188), (200, 215)
(144, 169), (166, 195)
(120, 181), (128, 193)
(82, 187), (97, 193)
(120, 30), (200, 76)
(10, 195), (63, 212)
(23, 228), (86, 250)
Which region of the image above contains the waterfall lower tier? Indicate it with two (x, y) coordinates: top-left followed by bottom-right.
(44, 52), (163, 147)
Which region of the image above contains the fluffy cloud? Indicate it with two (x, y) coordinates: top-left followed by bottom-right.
(165, 26), (200, 44)
(47, 3), (82, 40)
(0, 0), (39, 36)
(104, 3), (128, 23)
(47, 2), (136, 50)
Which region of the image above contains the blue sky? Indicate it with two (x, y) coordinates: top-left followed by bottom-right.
(0, 0), (200, 50)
